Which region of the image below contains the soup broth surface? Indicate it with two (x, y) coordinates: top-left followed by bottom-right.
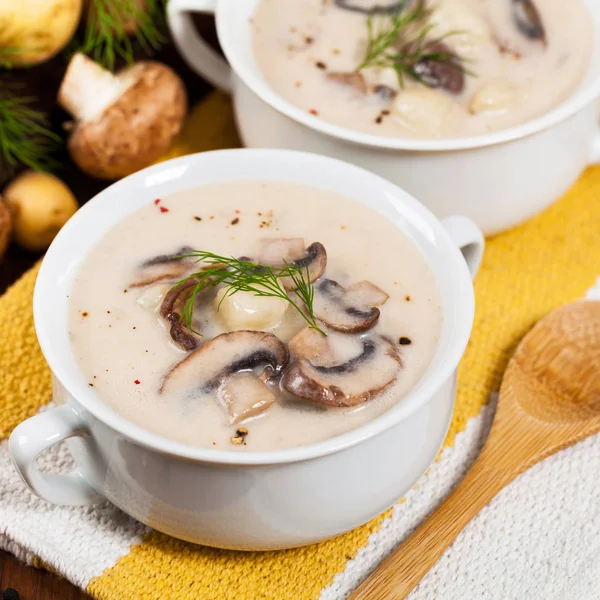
(69, 181), (442, 450)
(252, 0), (592, 138)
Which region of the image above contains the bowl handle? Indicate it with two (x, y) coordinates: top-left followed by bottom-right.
(441, 216), (484, 279)
(8, 404), (104, 506)
(167, 0), (233, 93)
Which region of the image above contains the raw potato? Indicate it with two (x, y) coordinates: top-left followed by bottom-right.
(0, 197), (13, 258)
(391, 88), (454, 137)
(3, 171), (78, 252)
(470, 81), (522, 115)
(0, 0), (82, 67)
(215, 287), (289, 331)
(428, 1), (492, 57)
(58, 54), (188, 180)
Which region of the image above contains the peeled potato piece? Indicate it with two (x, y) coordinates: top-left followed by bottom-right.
(391, 88), (454, 137)
(215, 287), (289, 331)
(469, 81), (522, 115)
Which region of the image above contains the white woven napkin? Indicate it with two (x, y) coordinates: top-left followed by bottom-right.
(0, 280), (598, 599)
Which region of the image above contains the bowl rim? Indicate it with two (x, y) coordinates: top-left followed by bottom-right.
(34, 149), (475, 466)
(216, 0), (600, 152)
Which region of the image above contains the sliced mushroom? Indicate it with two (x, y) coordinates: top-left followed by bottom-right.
(313, 279), (389, 333)
(160, 330), (289, 396)
(283, 242), (327, 290)
(283, 332), (402, 407)
(257, 238), (327, 290)
(327, 72), (368, 94)
(411, 43), (465, 95)
(130, 246), (193, 287)
(217, 372), (276, 425)
(159, 279), (201, 352)
(373, 84), (397, 102)
(512, 0), (546, 45)
(334, 0), (409, 15)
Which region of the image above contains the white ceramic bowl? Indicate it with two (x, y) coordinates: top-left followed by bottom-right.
(167, 0), (600, 235)
(9, 150), (483, 550)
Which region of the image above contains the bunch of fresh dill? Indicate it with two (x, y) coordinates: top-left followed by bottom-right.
(173, 251), (326, 336)
(356, 0), (470, 89)
(79, 0), (167, 72)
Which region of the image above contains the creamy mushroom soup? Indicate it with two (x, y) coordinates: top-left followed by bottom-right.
(252, 0), (592, 138)
(69, 181), (442, 450)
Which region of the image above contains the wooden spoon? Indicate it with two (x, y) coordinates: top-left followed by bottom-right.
(350, 300), (600, 600)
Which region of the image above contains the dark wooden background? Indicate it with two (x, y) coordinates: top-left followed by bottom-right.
(0, 14), (217, 599)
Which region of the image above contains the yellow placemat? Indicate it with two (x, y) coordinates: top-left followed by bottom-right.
(1, 91), (599, 600)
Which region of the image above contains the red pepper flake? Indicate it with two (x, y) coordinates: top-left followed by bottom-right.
(235, 209), (240, 214)
(210, 215), (215, 220)
(295, 81), (302, 88)
(134, 379), (141, 385)
(159, 206), (169, 213)
(154, 199), (160, 205)
(231, 217), (240, 225)
(309, 108), (319, 116)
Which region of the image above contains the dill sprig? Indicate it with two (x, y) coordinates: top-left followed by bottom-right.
(356, 0), (470, 89)
(173, 251), (327, 337)
(80, 0), (167, 72)
(0, 91), (61, 178)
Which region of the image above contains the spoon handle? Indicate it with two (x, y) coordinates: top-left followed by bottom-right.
(349, 451), (512, 600)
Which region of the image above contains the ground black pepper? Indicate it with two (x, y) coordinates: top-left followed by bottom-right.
(316, 61), (327, 69)
(231, 217), (240, 225)
(399, 337), (412, 345)
(194, 216), (202, 221)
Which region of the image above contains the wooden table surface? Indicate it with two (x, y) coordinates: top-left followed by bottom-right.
(0, 15), (216, 599)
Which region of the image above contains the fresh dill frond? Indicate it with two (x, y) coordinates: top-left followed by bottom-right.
(173, 251), (327, 337)
(356, 0), (471, 89)
(0, 91), (60, 178)
(80, 0), (167, 72)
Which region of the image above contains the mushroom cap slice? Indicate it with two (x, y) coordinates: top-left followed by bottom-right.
(313, 279), (389, 333)
(257, 238), (327, 290)
(161, 331), (289, 397)
(130, 246), (194, 288)
(218, 372), (276, 425)
(159, 278), (201, 352)
(283, 332), (402, 407)
(282, 242), (327, 290)
(59, 55), (187, 180)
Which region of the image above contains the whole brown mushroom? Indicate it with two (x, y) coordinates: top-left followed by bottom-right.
(0, 197), (13, 259)
(58, 53), (188, 180)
